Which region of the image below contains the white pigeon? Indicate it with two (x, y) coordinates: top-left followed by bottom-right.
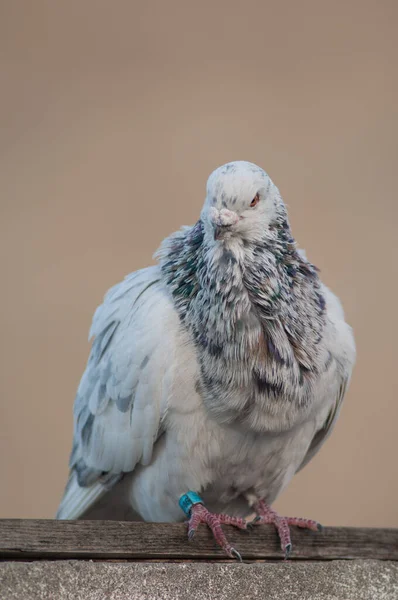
(57, 161), (355, 559)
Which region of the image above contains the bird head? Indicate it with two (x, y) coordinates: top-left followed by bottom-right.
(201, 161), (284, 244)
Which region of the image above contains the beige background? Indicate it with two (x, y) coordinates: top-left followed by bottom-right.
(0, 0), (397, 527)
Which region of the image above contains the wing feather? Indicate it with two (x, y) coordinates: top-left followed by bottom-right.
(57, 265), (179, 519)
(296, 375), (349, 472)
(296, 284), (356, 472)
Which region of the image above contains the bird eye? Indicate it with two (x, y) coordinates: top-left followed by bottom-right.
(250, 193), (260, 208)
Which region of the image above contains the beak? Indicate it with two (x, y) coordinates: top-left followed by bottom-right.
(213, 224), (231, 240)
(209, 207), (238, 241)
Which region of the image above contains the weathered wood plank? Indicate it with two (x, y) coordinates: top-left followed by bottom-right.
(0, 520), (397, 561)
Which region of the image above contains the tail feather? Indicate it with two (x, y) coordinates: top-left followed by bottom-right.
(56, 471), (107, 520)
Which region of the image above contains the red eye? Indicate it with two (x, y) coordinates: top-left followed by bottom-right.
(250, 193), (260, 207)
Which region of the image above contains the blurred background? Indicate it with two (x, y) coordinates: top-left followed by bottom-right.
(0, 0), (397, 526)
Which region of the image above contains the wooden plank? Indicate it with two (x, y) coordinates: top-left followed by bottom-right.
(0, 520), (397, 561)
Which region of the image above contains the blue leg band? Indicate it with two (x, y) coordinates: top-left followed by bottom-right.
(179, 491), (204, 516)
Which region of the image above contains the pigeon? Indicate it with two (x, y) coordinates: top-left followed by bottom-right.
(56, 161), (356, 560)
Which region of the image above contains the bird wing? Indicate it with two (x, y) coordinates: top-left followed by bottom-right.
(296, 284), (356, 473)
(56, 265), (179, 519)
(296, 373), (350, 472)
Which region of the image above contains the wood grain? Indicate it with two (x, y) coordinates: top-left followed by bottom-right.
(1, 520), (397, 561)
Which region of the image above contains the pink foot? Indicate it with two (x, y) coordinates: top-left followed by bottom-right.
(188, 503), (247, 560)
(253, 500), (322, 558)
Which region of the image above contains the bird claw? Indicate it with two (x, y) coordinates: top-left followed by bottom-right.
(230, 547), (243, 562)
(284, 543), (292, 559)
(247, 515), (261, 528)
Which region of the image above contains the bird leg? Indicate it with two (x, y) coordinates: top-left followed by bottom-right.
(179, 491), (247, 560)
(252, 499), (322, 558)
